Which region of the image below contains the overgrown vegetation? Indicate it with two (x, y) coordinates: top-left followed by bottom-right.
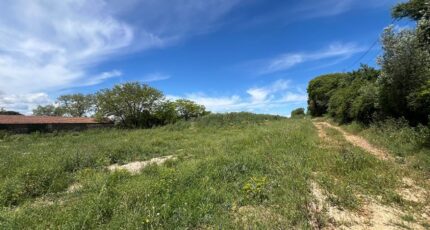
(1, 113), (426, 228)
(308, 0), (429, 126)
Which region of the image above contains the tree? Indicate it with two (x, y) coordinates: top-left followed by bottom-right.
(392, 0), (429, 21)
(95, 82), (165, 128)
(32, 105), (64, 116)
(57, 94), (94, 117)
(0, 108), (22, 115)
(393, 0), (430, 49)
(291, 108), (305, 118)
(350, 83), (379, 124)
(154, 101), (178, 125)
(174, 99), (208, 120)
(307, 73), (347, 117)
(327, 65), (380, 124)
(378, 26), (430, 124)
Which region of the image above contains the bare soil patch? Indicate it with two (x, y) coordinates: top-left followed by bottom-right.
(108, 155), (176, 175)
(309, 181), (424, 230)
(313, 122), (393, 161)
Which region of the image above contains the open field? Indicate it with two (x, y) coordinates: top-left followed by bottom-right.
(0, 114), (429, 229)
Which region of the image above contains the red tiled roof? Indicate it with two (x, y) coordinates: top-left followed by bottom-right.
(0, 115), (103, 124)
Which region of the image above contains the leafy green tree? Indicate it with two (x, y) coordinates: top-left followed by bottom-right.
(154, 101), (178, 125)
(291, 108), (305, 118)
(378, 26), (430, 124)
(392, 0), (429, 21)
(393, 0), (430, 49)
(328, 65), (380, 124)
(95, 82), (165, 128)
(174, 99), (208, 120)
(350, 83), (379, 124)
(57, 94), (95, 117)
(307, 73), (348, 117)
(32, 105), (65, 116)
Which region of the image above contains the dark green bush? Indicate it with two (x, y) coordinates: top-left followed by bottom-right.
(291, 108), (305, 118)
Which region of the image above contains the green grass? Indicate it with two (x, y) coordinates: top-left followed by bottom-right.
(343, 119), (430, 174)
(0, 113), (428, 229)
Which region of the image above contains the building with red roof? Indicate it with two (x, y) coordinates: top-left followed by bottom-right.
(0, 115), (112, 133)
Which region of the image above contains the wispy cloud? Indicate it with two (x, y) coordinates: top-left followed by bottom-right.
(260, 43), (364, 74)
(84, 70), (123, 86)
(0, 1), (134, 96)
(141, 73), (171, 83)
(0, 0), (245, 113)
(239, 0), (396, 27)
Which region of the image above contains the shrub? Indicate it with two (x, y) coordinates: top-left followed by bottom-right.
(291, 108), (305, 118)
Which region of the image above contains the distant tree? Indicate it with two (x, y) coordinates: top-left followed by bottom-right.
(0, 108), (22, 115)
(307, 73), (347, 117)
(174, 99), (208, 120)
(154, 101), (178, 125)
(96, 82), (165, 128)
(291, 108), (305, 118)
(32, 105), (65, 116)
(57, 94), (95, 117)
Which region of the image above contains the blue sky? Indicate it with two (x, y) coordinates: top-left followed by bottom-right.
(0, 0), (409, 115)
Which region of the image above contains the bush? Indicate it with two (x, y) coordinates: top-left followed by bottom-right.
(291, 108), (305, 118)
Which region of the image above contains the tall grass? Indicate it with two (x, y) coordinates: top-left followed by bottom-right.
(0, 113), (427, 228)
(344, 118), (430, 173)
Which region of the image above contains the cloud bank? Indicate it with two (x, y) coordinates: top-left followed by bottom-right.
(169, 80), (307, 116)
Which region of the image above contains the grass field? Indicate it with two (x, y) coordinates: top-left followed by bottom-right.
(0, 113), (429, 229)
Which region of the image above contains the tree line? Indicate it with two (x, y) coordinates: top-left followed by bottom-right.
(33, 82), (209, 128)
(307, 0), (430, 126)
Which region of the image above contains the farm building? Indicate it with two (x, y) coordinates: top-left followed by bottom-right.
(0, 115), (113, 133)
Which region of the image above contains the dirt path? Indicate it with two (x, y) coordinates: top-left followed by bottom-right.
(310, 121), (429, 229)
(313, 121), (393, 161)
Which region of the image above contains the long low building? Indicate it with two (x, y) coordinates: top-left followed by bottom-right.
(0, 115), (113, 133)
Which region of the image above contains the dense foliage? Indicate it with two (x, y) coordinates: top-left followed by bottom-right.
(32, 105), (64, 116)
(290, 108), (305, 118)
(32, 82), (208, 128)
(307, 73), (348, 117)
(308, 0), (430, 126)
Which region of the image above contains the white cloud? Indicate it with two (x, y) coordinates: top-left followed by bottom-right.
(282, 93), (308, 103)
(0, 0), (134, 97)
(0, 0), (245, 113)
(247, 79), (290, 103)
(84, 70), (123, 86)
(261, 43), (364, 74)
(141, 73), (171, 83)
(171, 79), (307, 116)
(0, 92), (52, 115)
